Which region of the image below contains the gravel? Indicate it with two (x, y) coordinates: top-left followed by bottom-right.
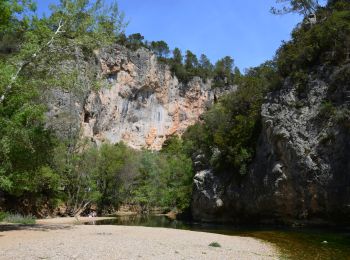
(0, 224), (280, 259)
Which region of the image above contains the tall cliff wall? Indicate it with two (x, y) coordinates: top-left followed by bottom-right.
(192, 64), (350, 226)
(45, 45), (234, 150)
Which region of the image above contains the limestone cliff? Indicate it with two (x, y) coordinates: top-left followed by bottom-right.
(46, 45), (234, 150)
(192, 64), (350, 225)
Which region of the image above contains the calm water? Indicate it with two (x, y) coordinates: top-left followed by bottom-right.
(88, 215), (350, 259)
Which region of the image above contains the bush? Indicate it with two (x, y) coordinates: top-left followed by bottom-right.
(209, 242), (221, 247)
(0, 212), (9, 222)
(276, 1), (350, 78)
(1, 213), (36, 224)
(319, 101), (336, 119)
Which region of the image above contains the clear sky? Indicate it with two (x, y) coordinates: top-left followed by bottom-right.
(35, 0), (306, 71)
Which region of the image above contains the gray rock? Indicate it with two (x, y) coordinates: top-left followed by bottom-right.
(45, 45), (235, 150)
(191, 66), (350, 225)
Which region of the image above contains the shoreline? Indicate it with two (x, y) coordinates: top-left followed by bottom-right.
(35, 216), (116, 225)
(0, 223), (280, 259)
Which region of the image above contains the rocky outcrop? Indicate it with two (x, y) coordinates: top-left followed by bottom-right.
(46, 45), (235, 150)
(192, 65), (350, 225)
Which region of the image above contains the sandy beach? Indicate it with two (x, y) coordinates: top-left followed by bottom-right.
(0, 219), (280, 259)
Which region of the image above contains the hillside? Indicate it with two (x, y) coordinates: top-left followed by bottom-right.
(191, 0), (350, 225)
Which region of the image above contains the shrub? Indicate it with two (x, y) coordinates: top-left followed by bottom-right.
(0, 212), (9, 222)
(209, 242), (221, 247)
(2, 213), (36, 224)
(319, 101), (336, 119)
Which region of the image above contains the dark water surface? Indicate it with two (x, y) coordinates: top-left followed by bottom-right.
(88, 215), (350, 259)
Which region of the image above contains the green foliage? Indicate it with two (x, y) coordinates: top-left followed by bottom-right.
(198, 54), (214, 79)
(209, 242), (221, 247)
(276, 1), (350, 78)
(0, 0), (127, 215)
(185, 50), (199, 72)
(271, 0), (320, 16)
(0, 211), (9, 221)
(167, 46), (236, 87)
(51, 139), (193, 214)
(132, 137), (193, 211)
(123, 33), (145, 50)
(1, 213), (36, 224)
(181, 1), (350, 179)
(212, 56), (235, 88)
(150, 40), (170, 58)
(0, 59), (59, 210)
(49, 0), (127, 49)
(319, 101), (336, 119)
(0, 0), (37, 31)
(183, 62), (280, 174)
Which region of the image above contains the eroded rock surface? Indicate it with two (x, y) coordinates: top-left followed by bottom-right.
(192, 65), (350, 225)
(46, 45), (235, 150)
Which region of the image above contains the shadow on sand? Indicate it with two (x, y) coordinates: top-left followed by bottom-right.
(0, 223), (73, 233)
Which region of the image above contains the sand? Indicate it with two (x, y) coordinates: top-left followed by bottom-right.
(0, 219), (280, 259)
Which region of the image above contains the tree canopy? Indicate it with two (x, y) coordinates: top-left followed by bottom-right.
(271, 0), (320, 16)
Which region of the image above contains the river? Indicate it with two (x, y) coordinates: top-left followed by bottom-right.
(87, 215), (350, 259)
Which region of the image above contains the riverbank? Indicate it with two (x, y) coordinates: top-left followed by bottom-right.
(35, 216), (116, 225)
(0, 223), (280, 259)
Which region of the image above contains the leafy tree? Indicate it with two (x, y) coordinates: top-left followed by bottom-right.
(213, 56), (234, 88)
(170, 47), (189, 82)
(172, 47), (183, 64)
(199, 54), (213, 70)
(198, 54), (213, 79)
(126, 33), (145, 50)
(0, 0), (37, 30)
(275, 0), (350, 78)
(184, 50), (199, 71)
(131, 136), (193, 211)
(271, 0), (320, 16)
(150, 40), (170, 58)
(183, 61), (281, 175)
(0, 0), (128, 215)
(0, 61), (60, 213)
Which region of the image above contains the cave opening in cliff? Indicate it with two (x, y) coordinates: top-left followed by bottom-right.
(84, 111), (91, 123)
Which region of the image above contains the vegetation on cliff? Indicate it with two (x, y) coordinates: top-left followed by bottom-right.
(0, 0), (194, 215)
(116, 32), (238, 87)
(182, 0), (350, 176)
(1, 0), (349, 217)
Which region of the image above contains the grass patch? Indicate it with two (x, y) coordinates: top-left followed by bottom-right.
(209, 242), (221, 248)
(0, 213), (36, 225)
(0, 212), (9, 222)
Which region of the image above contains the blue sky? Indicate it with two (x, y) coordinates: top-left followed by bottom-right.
(36, 0), (307, 71)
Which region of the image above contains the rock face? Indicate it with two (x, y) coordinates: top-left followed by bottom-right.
(46, 45), (234, 150)
(192, 65), (350, 225)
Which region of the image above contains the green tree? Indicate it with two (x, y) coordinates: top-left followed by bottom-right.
(150, 40), (170, 58)
(184, 50), (199, 71)
(213, 56), (234, 88)
(184, 61), (280, 175)
(172, 47), (183, 64)
(131, 137), (193, 211)
(0, 0), (128, 215)
(126, 33), (145, 50)
(198, 54), (213, 79)
(171, 47), (189, 82)
(271, 0), (320, 16)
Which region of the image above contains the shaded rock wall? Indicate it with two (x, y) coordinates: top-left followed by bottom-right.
(192, 65), (350, 226)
